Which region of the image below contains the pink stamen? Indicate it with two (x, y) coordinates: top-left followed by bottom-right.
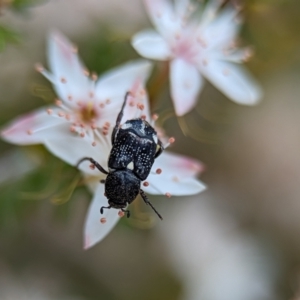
(60, 77), (67, 83)
(100, 218), (106, 224)
(143, 181), (149, 187)
(156, 168), (162, 174)
(118, 211), (125, 217)
(165, 193), (172, 198)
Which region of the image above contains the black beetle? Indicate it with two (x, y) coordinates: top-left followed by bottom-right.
(77, 92), (164, 220)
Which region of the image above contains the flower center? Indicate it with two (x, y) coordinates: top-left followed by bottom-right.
(80, 102), (99, 124)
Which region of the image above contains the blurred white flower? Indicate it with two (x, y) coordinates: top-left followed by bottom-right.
(1, 31), (206, 249)
(132, 0), (262, 116)
(159, 198), (278, 300)
(1, 31), (153, 174)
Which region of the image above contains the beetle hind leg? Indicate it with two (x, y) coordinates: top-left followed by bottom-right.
(121, 208), (130, 218)
(140, 189), (163, 220)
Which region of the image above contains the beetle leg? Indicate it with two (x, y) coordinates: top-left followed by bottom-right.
(121, 208), (131, 218)
(77, 157), (109, 175)
(100, 179), (106, 184)
(100, 205), (111, 214)
(111, 91), (131, 144)
(140, 189), (163, 220)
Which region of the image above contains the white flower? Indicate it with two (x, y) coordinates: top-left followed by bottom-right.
(1, 31), (153, 174)
(1, 31), (206, 249)
(132, 0), (262, 116)
(80, 83), (206, 249)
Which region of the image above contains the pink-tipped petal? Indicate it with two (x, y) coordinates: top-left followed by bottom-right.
(84, 184), (120, 249)
(1, 108), (64, 145)
(145, 174), (206, 196)
(170, 58), (203, 116)
(144, 151), (206, 196)
(154, 151), (205, 177)
(48, 31), (90, 104)
(132, 29), (171, 60)
(199, 60), (262, 105)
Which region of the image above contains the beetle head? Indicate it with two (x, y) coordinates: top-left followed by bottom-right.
(105, 170), (140, 208)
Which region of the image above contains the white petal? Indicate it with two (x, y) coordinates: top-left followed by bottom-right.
(145, 174), (206, 196)
(43, 125), (110, 175)
(95, 60), (152, 101)
(84, 184), (120, 249)
(202, 7), (240, 49)
(199, 60), (262, 105)
(170, 58), (203, 116)
(132, 29), (171, 60)
(144, 0), (179, 37)
(153, 151), (205, 177)
(174, 0), (190, 17)
(48, 31), (90, 104)
(1, 107), (65, 145)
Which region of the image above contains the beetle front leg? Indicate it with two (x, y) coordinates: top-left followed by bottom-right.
(100, 205), (111, 214)
(140, 189), (163, 220)
(154, 140), (164, 159)
(77, 157), (109, 175)
(111, 91), (131, 144)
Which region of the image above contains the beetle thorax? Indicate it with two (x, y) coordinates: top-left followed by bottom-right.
(105, 170), (140, 207)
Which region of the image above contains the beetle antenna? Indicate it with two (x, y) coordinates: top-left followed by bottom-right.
(140, 189), (163, 220)
(77, 157), (109, 175)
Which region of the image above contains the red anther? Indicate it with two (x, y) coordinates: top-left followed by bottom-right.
(83, 69), (90, 76)
(68, 95), (73, 101)
(55, 99), (62, 106)
(71, 45), (78, 53)
(27, 129), (33, 135)
(70, 126), (76, 132)
(91, 72), (98, 81)
(100, 218), (107, 224)
(58, 112), (65, 117)
(89, 164), (95, 169)
(60, 77), (67, 83)
(156, 168), (162, 174)
(92, 142), (96, 147)
(141, 115), (146, 120)
(152, 114), (159, 121)
(168, 137), (175, 144)
(138, 103), (145, 110)
(99, 103), (105, 108)
(80, 132), (85, 137)
(165, 193), (171, 198)
(105, 99), (111, 104)
(47, 109), (53, 115)
(102, 130), (108, 136)
(129, 101), (135, 107)
(118, 211), (125, 217)
(91, 124), (97, 129)
(34, 63), (44, 72)
(143, 181), (149, 187)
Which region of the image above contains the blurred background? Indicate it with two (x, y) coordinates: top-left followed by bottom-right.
(0, 0), (300, 299)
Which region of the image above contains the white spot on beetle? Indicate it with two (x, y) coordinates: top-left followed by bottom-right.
(121, 122), (132, 130)
(127, 161), (134, 170)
